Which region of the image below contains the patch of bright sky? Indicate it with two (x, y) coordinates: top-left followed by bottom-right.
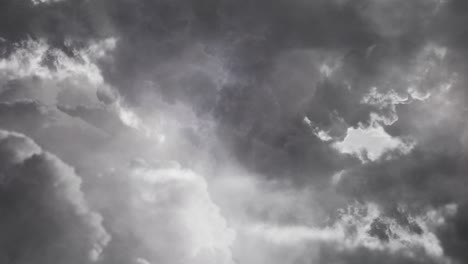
(333, 123), (413, 162)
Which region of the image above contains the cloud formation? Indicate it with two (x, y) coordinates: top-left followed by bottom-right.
(0, 0), (467, 263)
(0, 130), (109, 263)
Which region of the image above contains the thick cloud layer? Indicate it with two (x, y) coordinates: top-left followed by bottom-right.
(0, 130), (109, 263)
(0, 0), (467, 264)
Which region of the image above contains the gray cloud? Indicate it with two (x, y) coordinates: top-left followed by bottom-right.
(0, 130), (109, 263)
(1, 0), (468, 263)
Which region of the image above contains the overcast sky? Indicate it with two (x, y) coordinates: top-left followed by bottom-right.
(0, 0), (467, 263)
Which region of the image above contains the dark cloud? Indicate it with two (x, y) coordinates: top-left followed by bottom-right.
(1, 0), (468, 263)
(0, 0), (112, 48)
(338, 144), (467, 209)
(0, 130), (109, 263)
(438, 202), (468, 264)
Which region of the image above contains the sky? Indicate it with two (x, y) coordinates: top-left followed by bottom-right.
(0, 0), (467, 263)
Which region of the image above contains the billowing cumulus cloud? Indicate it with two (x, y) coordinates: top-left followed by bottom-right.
(0, 0), (468, 264)
(0, 130), (109, 263)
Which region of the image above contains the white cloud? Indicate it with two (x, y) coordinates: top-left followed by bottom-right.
(0, 38), (116, 107)
(362, 87), (410, 109)
(31, 0), (66, 5)
(0, 39), (112, 84)
(247, 223), (343, 245)
(335, 203), (444, 257)
(245, 202), (451, 261)
(127, 162), (236, 264)
(361, 87), (411, 125)
(207, 167), (457, 263)
(333, 122), (413, 161)
(303, 116), (333, 141)
(134, 258), (151, 264)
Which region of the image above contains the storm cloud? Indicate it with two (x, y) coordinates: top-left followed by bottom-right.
(0, 0), (467, 263)
(0, 130), (109, 263)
